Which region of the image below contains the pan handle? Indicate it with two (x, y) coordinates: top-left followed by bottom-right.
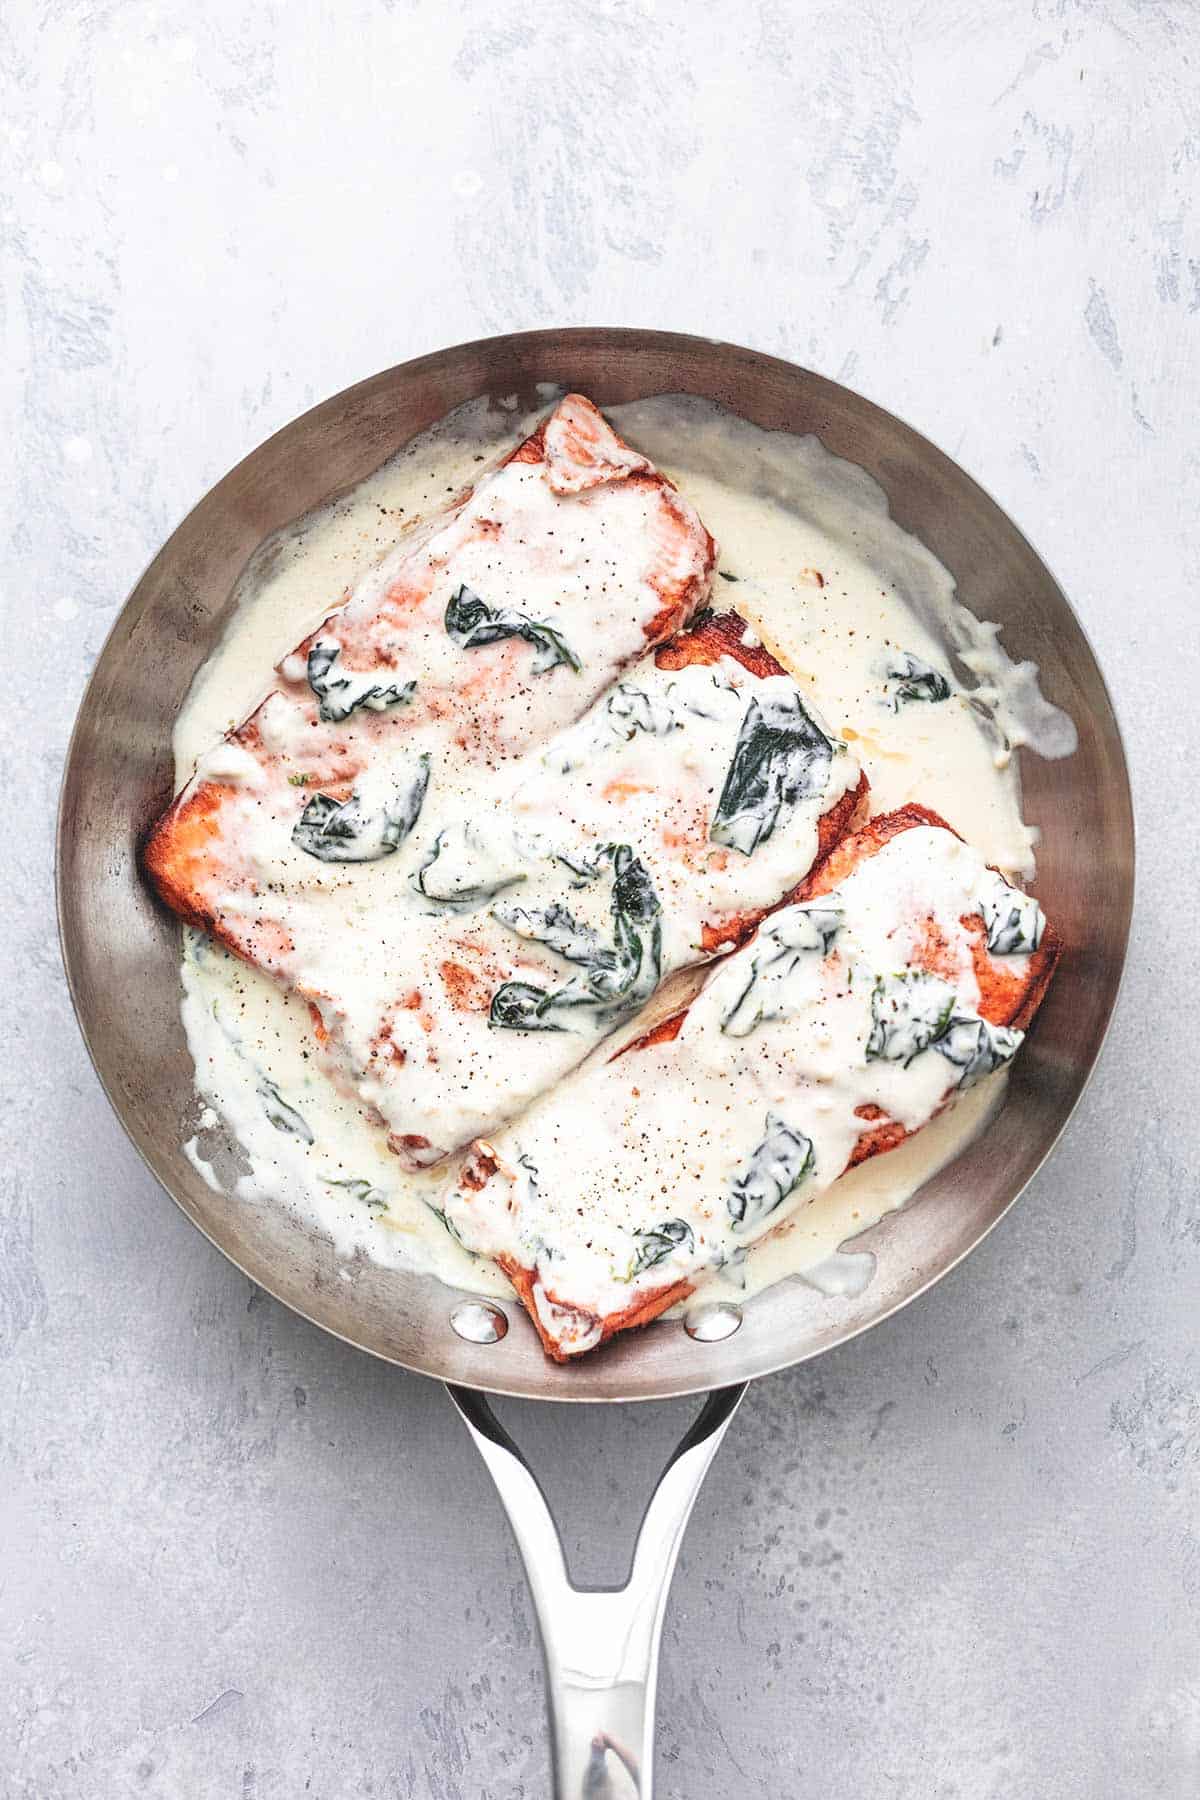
(446, 1382), (745, 1798)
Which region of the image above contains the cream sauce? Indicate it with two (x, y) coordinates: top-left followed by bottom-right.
(174, 392), (1069, 1319)
(610, 395), (1073, 877)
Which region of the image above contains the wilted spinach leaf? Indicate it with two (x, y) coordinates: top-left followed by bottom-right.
(714, 1242), (750, 1289)
(489, 845), (662, 1031)
(787, 905), (842, 954)
(426, 1202), (469, 1243)
(487, 981), (566, 1031)
(554, 845), (610, 885)
(623, 1219), (695, 1282)
(881, 650), (951, 710)
(415, 820), (531, 906)
(727, 1113), (814, 1232)
(980, 878), (1045, 955)
(327, 1175), (387, 1209)
(935, 1015), (1024, 1088)
(721, 904), (842, 1038)
(711, 691), (833, 856)
(257, 1075), (314, 1143)
(866, 971), (957, 1065)
(604, 683), (681, 740)
(306, 638), (417, 724)
(492, 899), (606, 967)
(292, 757), (430, 862)
(445, 583), (580, 675)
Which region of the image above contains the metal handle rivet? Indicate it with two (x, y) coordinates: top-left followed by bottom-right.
(684, 1301), (743, 1342)
(450, 1300), (509, 1344)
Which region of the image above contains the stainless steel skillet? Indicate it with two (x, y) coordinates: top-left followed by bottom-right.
(57, 329), (1133, 1796)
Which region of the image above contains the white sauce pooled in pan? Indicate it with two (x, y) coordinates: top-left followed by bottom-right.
(175, 391), (1072, 1315)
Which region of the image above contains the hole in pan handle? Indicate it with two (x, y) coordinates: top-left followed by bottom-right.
(446, 1382), (747, 1799)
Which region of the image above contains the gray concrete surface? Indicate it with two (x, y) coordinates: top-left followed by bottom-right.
(4, 2), (1198, 1795)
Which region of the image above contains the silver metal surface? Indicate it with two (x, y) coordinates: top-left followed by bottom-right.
(56, 327), (1135, 1403)
(684, 1302), (744, 1343)
(449, 1300), (509, 1345)
(447, 1383), (746, 1798)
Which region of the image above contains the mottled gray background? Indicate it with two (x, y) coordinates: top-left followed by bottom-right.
(4, 1), (1198, 1795)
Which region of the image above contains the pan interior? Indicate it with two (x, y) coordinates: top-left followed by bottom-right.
(56, 329), (1133, 1401)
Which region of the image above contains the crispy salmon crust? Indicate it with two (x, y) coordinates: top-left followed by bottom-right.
(654, 606), (782, 680)
(496, 1255), (695, 1361)
(499, 804), (1060, 1361)
(144, 775), (247, 949)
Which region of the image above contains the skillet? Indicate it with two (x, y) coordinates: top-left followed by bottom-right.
(57, 328), (1133, 1796)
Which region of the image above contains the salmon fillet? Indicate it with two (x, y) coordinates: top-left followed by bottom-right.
(144, 393), (717, 977)
(444, 806), (1060, 1361)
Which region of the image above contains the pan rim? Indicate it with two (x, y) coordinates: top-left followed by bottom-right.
(56, 326), (1135, 1402)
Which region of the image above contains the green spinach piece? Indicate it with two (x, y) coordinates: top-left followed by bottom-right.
(292, 758), (430, 862)
(980, 879), (1044, 955)
(715, 1243), (750, 1289)
(491, 899), (606, 967)
(306, 638), (417, 724)
(488, 982), (566, 1031)
(415, 820), (530, 906)
(445, 583), (580, 676)
(727, 1113), (814, 1232)
(866, 971), (957, 1065)
(604, 682), (680, 740)
(542, 682), (682, 777)
(257, 1076), (314, 1144)
(426, 1202), (469, 1244)
(882, 650), (951, 710)
(327, 1176), (387, 1209)
(721, 905), (842, 1038)
(489, 845), (662, 1031)
(622, 1219), (696, 1282)
(555, 846), (609, 885)
(711, 691), (833, 856)
(934, 1016), (1024, 1088)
